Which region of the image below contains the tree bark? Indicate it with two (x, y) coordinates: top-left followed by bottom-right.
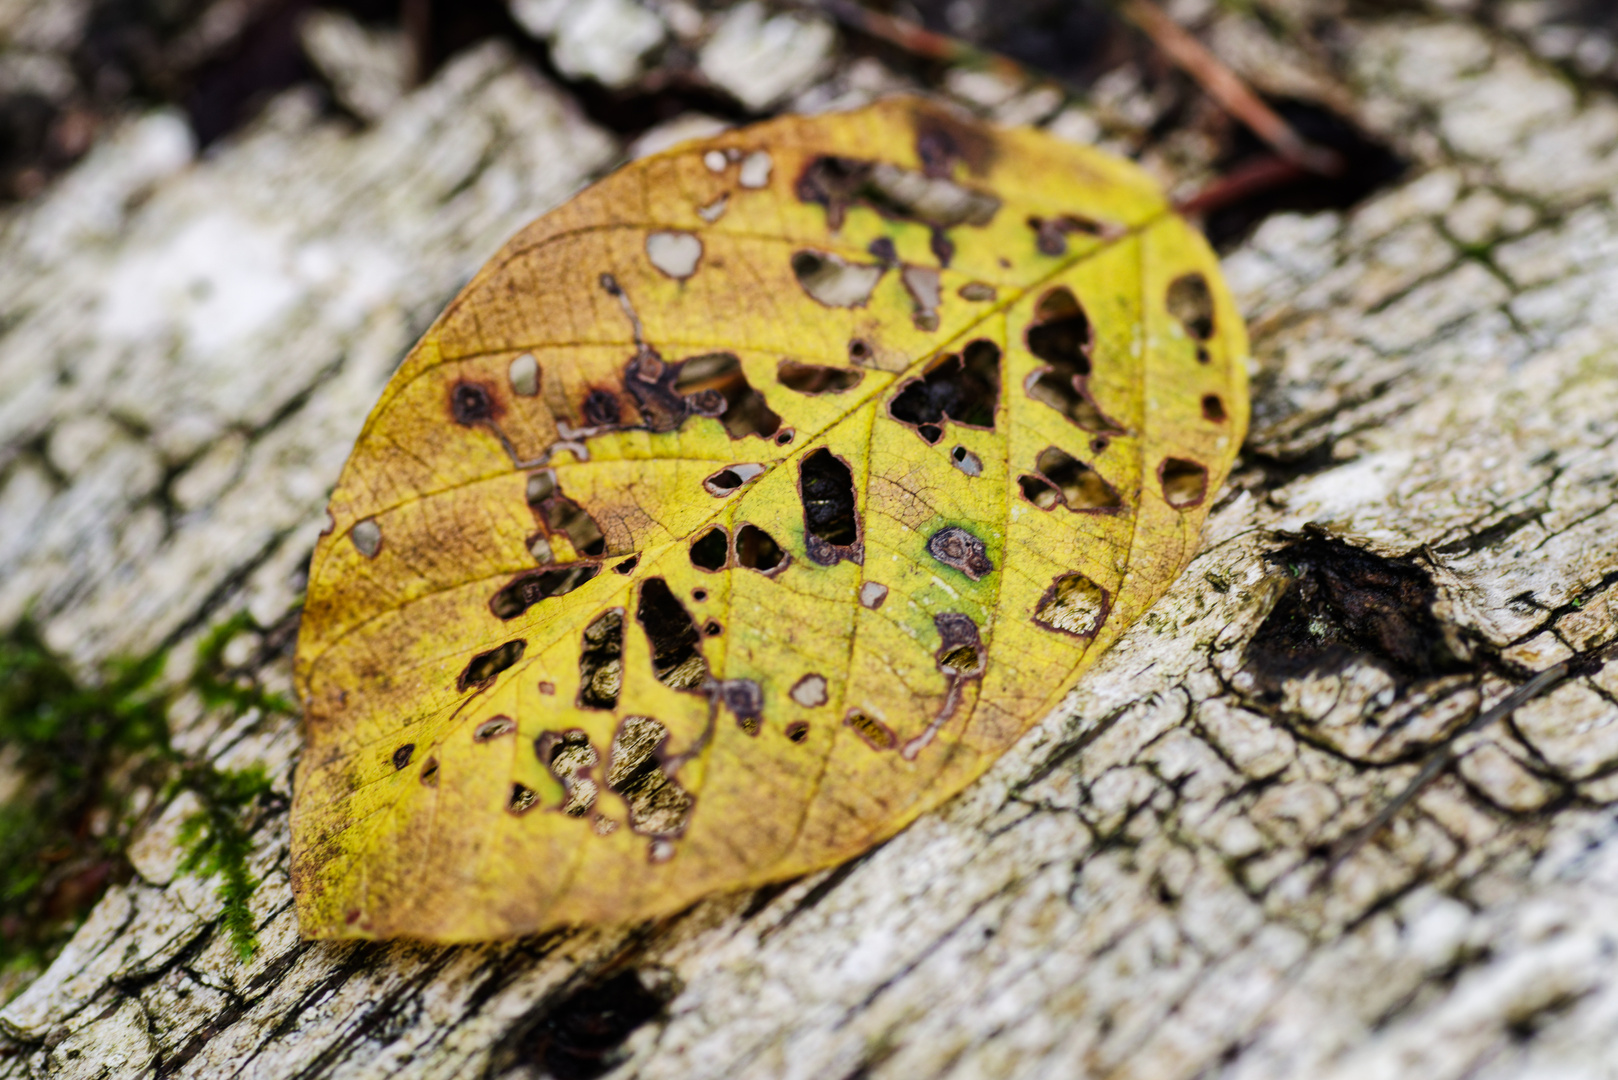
(6, 5), (1618, 1078)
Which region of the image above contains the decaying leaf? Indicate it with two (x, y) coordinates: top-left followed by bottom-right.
(290, 98), (1248, 941)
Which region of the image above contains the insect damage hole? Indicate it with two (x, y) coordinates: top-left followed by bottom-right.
(675, 353), (781, 439)
(351, 518), (381, 558)
(778, 359), (863, 395)
(799, 448), (861, 565)
(509, 353), (539, 397)
(1022, 447), (1121, 511)
(703, 462), (765, 497)
(689, 526), (729, 571)
(791, 674), (828, 707)
(1167, 273), (1215, 341)
(474, 716), (516, 742)
(844, 709), (897, 751)
(1202, 394), (1226, 423)
(537, 731), (599, 817)
(1024, 287), (1124, 435)
(791, 250), (885, 308)
(950, 445), (983, 477)
(457, 639), (526, 692)
(1035, 573), (1109, 638)
(491, 564), (600, 620)
(419, 757), (439, 787)
(1160, 458), (1209, 509)
(450, 380), (497, 425)
(607, 716), (694, 838)
(392, 744), (415, 770)
(509, 784), (539, 815)
(577, 609), (625, 710)
(646, 231), (703, 280)
(637, 578), (708, 689)
(735, 524), (787, 573)
(888, 340), (1001, 442)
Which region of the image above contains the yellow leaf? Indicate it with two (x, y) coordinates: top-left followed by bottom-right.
(290, 98), (1248, 941)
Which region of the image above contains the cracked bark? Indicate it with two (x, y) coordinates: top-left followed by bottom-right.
(7, 4), (1618, 1079)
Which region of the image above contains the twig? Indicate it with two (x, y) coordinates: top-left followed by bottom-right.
(1320, 640), (1618, 883)
(811, 0), (1040, 85)
(1116, 0), (1344, 177)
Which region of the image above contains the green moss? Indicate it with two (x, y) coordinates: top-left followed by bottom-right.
(0, 613), (292, 983)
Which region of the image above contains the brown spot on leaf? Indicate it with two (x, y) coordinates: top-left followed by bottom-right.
(720, 679), (764, 735)
(1160, 457), (1209, 509)
(1028, 214), (1106, 257)
(457, 639), (526, 692)
(637, 578), (708, 689)
(582, 389), (622, 427)
(392, 744), (415, 770)
(1035, 573), (1109, 638)
(800, 448), (862, 566)
(927, 526), (993, 581)
(958, 282), (996, 302)
(451, 380), (499, 426)
(578, 609), (625, 710)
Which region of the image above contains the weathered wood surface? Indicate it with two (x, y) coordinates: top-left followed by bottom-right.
(6, 3), (1618, 1077)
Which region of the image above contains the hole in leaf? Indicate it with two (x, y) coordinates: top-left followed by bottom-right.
(1028, 214), (1104, 256)
(735, 524), (787, 573)
(791, 674), (828, 707)
(544, 497), (607, 557)
(1018, 474), (1062, 510)
(451, 381), (496, 425)
(614, 555), (638, 575)
(934, 613), (985, 678)
(888, 340), (1001, 435)
(800, 448), (861, 565)
(537, 730), (599, 817)
(637, 578), (708, 690)
(859, 581), (888, 609)
(917, 424), (942, 444)
(509, 352), (539, 397)
(458, 640), (526, 692)
(1160, 458), (1209, 508)
(927, 526), (993, 581)
(703, 462), (765, 496)
(959, 282), (996, 302)
(1024, 288), (1123, 434)
(778, 359), (863, 395)
(844, 709), (897, 751)
(1035, 573), (1109, 638)
(795, 156), (1000, 231)
(577, 610), (624, 711)
(607, 716), (694, 836)
(1202, 394), (1227, 423)
(351, 518), (381, 558)
(691, 589), (707, 602)
(848, 338), (873, 364)
(419, 757), (439, 787)
(1036, 447), (1121, 511)
(508, 783), (539, 815)
(1167, 273), (1215, 340)
(474, 717), (516, 742)
(704, 620), (722, 636)
(491, 564), (600, 620)
(674, 353), (781, 439)
(392, 744), (414, 770)
(950, 445), (983, 477)
(526, 470), (557, 506)
(792, 250), (885, 308)
(689, 527), (729, 571)
(786, 721), (810, 743)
